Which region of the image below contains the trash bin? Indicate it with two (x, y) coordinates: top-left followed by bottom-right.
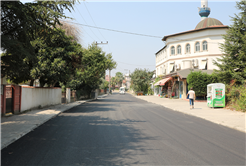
(207, 83), (225, 108)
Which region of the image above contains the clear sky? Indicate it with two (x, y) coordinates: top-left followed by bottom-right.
(22, 0), (240, 77)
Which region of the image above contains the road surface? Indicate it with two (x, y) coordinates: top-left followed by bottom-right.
(1, 93), (245, 165)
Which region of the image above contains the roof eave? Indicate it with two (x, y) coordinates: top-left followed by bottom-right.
(162, 26), (229, 41)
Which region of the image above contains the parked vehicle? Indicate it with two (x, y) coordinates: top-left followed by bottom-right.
(119, 87), (125, 95)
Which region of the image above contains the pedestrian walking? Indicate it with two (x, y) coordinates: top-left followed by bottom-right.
(186, 87), (196, 109)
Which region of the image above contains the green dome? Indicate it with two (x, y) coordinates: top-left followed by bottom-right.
(195, 18), (223, 29)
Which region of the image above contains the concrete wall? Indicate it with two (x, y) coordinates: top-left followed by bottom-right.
(21, 86), (61, 112)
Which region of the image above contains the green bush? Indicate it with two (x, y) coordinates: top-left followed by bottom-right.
(148, 86), (154, 95)
(187, 71), (218, 97)
(226, 84), (246, 112)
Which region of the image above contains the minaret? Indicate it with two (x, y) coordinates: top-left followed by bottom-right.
(198, 0), (211, 20)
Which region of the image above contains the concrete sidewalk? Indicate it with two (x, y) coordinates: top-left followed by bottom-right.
(1, 94), (108, 150)
(134, 95), (245, 133)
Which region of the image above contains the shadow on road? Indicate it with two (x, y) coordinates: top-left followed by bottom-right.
(1, 95), (158, 165)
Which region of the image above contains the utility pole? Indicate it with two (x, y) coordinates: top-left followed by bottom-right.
(96, 41), (108, 46)
(96, 41), (110, 93)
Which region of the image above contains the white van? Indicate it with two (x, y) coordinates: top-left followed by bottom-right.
(119, 87), (125, 95)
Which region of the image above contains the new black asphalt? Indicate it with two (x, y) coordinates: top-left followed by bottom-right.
(1, 93), (245, 165)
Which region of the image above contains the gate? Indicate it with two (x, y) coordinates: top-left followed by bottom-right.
(5, 86), (13, 114)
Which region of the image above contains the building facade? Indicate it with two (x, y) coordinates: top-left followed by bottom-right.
(154, 0), (228, 99)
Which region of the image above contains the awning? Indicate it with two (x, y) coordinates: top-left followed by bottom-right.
(154, 77), (172, 86)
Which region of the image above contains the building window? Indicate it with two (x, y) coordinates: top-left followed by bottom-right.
(195, 42), (200, 52)
(186, 44), (190, 53)
(171, 46), (175, 55)
(177, 45), (181, 55)
(203, 41), (208, 51)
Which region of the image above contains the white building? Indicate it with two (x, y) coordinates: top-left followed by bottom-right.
(122, 73), (131, 90)
(154, 0), (228, 99)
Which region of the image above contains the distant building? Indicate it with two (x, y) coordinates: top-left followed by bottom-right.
(154, 0), (228, 99)
(122, 73), (131, 89)
(105, 75), (111, 82)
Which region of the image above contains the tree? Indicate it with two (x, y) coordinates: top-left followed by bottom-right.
(115, 72), (124, 87)
(99, 79), (109, 90)
(30, 28), (83, 87)
(187, 71), (218, 98)
(214, 0), (246, 84)
(67, 43), (116, 97)
(1, 0), (76, 84)
(110, 77), (117, 89)
(130, 69), (154, 94)
(57, 20), (81, 42)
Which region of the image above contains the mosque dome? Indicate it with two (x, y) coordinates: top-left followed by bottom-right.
(195, 18), (223, 29)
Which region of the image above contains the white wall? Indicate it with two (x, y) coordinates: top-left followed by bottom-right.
(21, 87), (61, 112)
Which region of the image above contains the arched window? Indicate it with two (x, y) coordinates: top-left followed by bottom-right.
(195, 42), (200, 52)
(203, 41), (208, 51)
(186, 44), (190, 53)
(177, 45), (181, 54)
(171, 46), (175, 55)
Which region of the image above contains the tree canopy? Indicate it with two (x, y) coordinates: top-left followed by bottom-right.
(130, 68), (154, 94)
(30, 28), (83, 87)
(110, 77), (117, 89)
(115, 72), (124, 87)
(1, 0), (76, 84)
(67, 43), (116, 97)
(214, 0), (246, 84)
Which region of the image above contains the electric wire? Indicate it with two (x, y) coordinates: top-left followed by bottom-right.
(82, 2), (112, 52)
(69, 13), (95, 41)
(66, 21), (224, 44)
(68, 21), (163, 38)
(83, 2), (107, 41)
(74, 5), (101, 41)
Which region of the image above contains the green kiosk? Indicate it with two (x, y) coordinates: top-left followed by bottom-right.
(207, 83), (225, 108)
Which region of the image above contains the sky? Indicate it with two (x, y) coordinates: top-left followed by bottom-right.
(22, 0), (240, 77)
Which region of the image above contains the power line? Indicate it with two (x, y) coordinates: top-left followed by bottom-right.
(83, 2), (107, 41)
(74, 5), (101, 41)
(68, 21), (162, 38)
(69, 13), (95, 41)
(81, 2), (113, 53)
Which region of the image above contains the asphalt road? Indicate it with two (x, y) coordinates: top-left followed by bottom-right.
(1, 93), (245, 165)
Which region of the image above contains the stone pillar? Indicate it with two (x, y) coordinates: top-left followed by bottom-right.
(12, 85), (21, 114)
(66, 88), (71, 103)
